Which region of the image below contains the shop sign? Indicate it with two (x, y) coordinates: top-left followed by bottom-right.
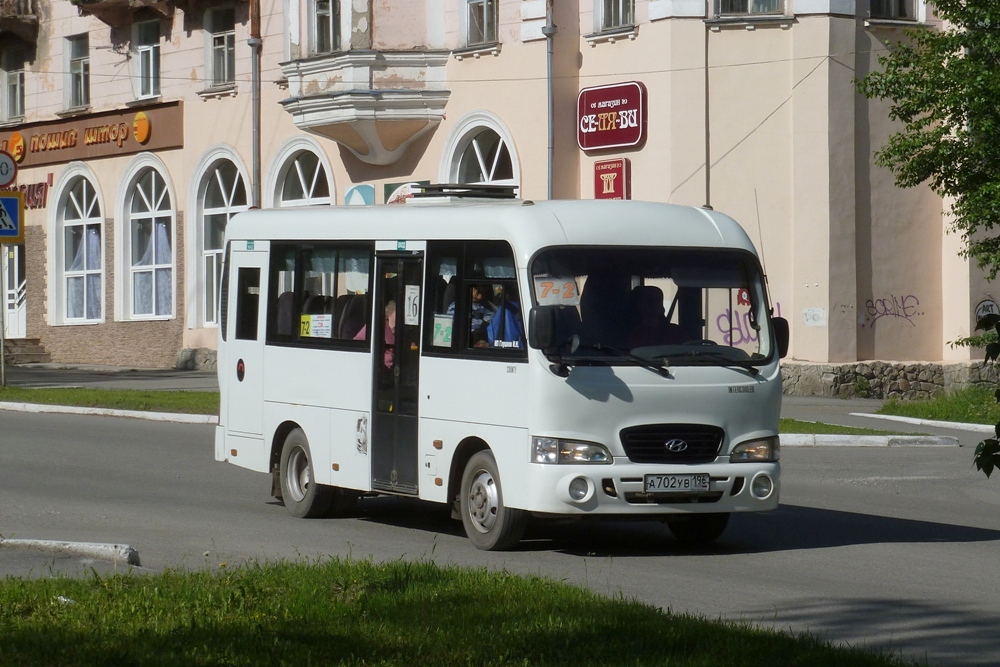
(975, 299), (1000, 323)
(0, 102), (182, 168)
(594, 158), (631, 200)
(577, 81), (647, 151)
(0, 173), (53, 210)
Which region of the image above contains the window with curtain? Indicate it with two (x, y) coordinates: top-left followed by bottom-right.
(69, 35), (90, 108)
(61, 177), (102, 322)
(1, 47), (25, 120)
(601, 0), (633, 30)
(136, 20), (160, 98)
(279, 151), (331, 206)
(467, 0), (497, 45)
(312, 0), (340, 54)
(209, 7), (236, 86)
(717, 0), (783, 14)
(870, 0), (915, 20)
(202, 160), (247, 325)
(128, 168), (173, 318)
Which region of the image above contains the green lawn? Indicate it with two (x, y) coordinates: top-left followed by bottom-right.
(0, 387), (219, 415)
(0, 559), (914, 667)
(878, 385), (1000, 425)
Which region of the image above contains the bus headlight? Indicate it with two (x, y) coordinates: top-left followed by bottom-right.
(730, 436), (780, 463)
(532, 437), (612, 464)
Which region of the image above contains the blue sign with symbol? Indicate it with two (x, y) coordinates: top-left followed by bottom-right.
(0, 193), (23, 244)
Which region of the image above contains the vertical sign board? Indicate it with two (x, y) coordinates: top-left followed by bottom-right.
(0, 192), (24, 244)
(577, 82), (648, 151)
(594, 159), (631, 200)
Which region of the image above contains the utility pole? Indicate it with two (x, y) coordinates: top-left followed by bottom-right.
(249, 0), (262, 208)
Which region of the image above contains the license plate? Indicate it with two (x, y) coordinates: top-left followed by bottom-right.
(644, 473), (710, 493)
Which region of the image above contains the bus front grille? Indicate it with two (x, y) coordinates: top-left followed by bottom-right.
(619, 424), (724, 464)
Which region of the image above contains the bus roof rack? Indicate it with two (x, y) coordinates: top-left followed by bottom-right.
(409, 183), (519, 200)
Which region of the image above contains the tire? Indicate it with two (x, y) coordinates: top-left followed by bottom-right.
(279, 428), (333, 518)
(665, 513), (730, 544)
(460, 450), (527, 551)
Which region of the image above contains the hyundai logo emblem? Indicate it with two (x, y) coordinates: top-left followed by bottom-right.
(665, 439), (689, 452)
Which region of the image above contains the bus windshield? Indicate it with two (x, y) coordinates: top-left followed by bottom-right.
(529, 246), (776, 367)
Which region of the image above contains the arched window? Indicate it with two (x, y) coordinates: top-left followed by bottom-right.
(279, 150), (331, 206)
(441, 114), (520, 190)
(60, 176), (102, 322)
(201, 160), (247, 325)
(457, 128), (513, 185)
(127, 167), (174, 318)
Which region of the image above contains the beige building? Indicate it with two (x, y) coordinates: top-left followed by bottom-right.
(0, 0), (990, 371)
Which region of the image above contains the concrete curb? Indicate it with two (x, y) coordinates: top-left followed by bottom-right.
(780, 434), (960, 447)
(849, 412), (994, 434)
(0, 401), (217, 425)
(0, 539), (141, 566)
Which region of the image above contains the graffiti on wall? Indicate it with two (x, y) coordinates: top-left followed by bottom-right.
(864, 294), (922, 328)
(716, 303), (783, 346)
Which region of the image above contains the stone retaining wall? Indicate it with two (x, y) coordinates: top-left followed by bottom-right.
(782, 360), (1000, 400)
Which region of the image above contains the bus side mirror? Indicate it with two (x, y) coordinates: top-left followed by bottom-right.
(528, 306), (556, 350)
(773, 316), (789, 358)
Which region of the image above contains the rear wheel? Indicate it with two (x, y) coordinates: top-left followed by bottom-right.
(279, 428), (332, 518)
(665, 513), (730, 544)
(460, 450), (527, 551)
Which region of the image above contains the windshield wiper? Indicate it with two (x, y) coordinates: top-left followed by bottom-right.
(584, 344), (672, 378)
(654, 350), (760, 377)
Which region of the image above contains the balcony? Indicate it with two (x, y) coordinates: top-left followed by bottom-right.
(68, 0), (172, 26)
(0, 0), (39, 44)
(279, 50), (450, 166)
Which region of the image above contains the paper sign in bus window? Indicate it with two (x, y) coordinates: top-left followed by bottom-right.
(300, 314), (333, 338)
(432, 315), (453, 347)
(533, 277), (580, 306)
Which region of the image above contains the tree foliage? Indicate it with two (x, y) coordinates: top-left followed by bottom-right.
(857, 2), (1000, 478)
(857, 0), (1000, 279)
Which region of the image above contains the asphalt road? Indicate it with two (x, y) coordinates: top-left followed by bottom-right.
(1, 409), (998, 666)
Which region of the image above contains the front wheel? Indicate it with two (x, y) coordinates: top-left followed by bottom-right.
(279, 428), (332, 518)
(460, 450), (527, 551)
(665, 513), (730, 544)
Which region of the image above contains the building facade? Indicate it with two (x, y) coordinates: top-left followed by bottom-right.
(0, 0), (988, 369)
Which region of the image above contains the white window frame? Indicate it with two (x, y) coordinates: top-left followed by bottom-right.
(58, 176), (103, 324)
(716, 0), (783, 15)
(311, 0), (341, 55)
(68, 34), (90, 109)
(870, 0), (917, 20)
(467, 0), (498, 46)
(599, 0), (634, 31)
(1, 47), (26, 121)
(440, 112), (520, 191)
(134, 20), (161, 99)
(277, 150), (333, 207)
(207, 7), (236, 87)
(200, 159), (248, 326)
(125, 166), (174, 319)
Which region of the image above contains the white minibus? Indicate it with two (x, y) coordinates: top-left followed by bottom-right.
(215, 188), (789, 550)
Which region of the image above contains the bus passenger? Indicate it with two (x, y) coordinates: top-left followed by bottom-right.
(628, 286), (686, 348)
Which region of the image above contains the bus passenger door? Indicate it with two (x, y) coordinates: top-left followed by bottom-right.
(224, 250), (267, 436)
(371, 254), (422, 495)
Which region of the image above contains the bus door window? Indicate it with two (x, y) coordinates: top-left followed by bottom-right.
(235, 267), (260, 340)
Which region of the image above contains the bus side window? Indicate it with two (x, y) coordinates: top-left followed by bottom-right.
(235, 267), (261, 340)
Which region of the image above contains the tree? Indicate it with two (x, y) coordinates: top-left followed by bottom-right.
(856, 1), (1000, 478)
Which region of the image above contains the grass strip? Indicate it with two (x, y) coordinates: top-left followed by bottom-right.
(0, 387), (219, 415)
(878, 385), (1000, 425)
(779, 418), (914, 436)
(0, 559), (911, 667)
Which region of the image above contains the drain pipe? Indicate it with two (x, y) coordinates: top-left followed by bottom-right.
(542, 0), (556, 200)
(249, 0), (262, 208)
